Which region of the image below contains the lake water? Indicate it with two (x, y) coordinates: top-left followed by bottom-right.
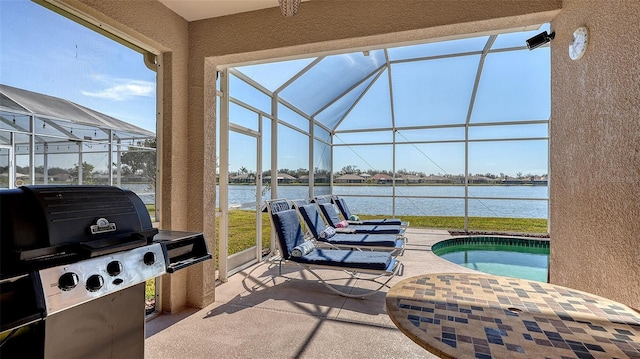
(120, 183), (156, 205)
(125, 183), (549, 219)
(223, 185), (549, 219)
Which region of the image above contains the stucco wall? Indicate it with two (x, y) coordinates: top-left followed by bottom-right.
(189, 0), (561, 67)
(550, 0), (640, 310)
(58, 0), (640, 312)
(185, 0), (559, 307)
(59, 0), (216, 311)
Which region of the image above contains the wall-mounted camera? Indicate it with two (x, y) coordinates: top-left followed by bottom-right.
(526, 31), (555, 50)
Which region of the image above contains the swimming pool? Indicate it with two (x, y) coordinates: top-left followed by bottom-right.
(432, 237), (549, 282)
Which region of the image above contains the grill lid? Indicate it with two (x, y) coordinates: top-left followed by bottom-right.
(1, 186), (157, 278)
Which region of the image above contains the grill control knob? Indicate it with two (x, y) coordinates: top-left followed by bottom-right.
(86, 274), (104, 292)
(107, 260), (123, 276)
(143, 251), (156, 266)
(58, 272), (79, 291)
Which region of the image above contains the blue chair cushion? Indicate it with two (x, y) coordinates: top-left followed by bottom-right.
(322, 233), (398, 247)
(319, 202), (400, 234)
(335, 197), (403, 226)
(294, 248), (392, 271)
(347, 224), (401, 234)
(334, 197), (353, 219)
(318, 203), (342, 227)
(298, 204), (326, 239)
(313, 196), (332, 204)
(269, 199), (291, 213)
(272, 209), (305, 258)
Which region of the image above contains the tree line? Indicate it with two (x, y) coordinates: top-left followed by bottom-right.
(231, 165), (546, 180)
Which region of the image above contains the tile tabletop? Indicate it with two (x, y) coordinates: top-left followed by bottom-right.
(385, 273), (640, 359)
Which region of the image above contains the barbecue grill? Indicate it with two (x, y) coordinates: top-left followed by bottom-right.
(0, 185), (211, 358)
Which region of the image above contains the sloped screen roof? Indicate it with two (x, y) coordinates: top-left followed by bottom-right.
(233, 24), (551, 133)
(0, 84), (154, 137)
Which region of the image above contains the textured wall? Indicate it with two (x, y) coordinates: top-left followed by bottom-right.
(186, 0), (558, 302)
(187, 0), (558, 305)
(190, 0), (561, 65)
(59, 0), (216, 311)
(58, 0), (640, 312)
(58, 0), (192, 231)
(550, 0), (640, 310)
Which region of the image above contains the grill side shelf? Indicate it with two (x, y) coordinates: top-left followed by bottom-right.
(153, 230), (212, 273)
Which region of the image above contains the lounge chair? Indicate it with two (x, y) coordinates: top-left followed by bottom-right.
(287, 199), (404, 252)
(292, 200), (405, 254)
(315, 201), (405, 235)
(330, 195), (408, 227)
(265, 200), (402, 298)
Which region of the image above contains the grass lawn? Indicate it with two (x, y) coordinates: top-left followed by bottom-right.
(361, 214), (549, 234)
(221, 210), (547, 259)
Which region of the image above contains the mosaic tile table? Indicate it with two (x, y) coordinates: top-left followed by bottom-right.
(385, 273), (640, 359)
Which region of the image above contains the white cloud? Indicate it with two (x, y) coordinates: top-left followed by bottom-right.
(82, 77), (154, 101)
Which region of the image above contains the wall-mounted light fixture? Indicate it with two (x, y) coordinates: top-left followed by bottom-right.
(526, 31), (555, 50)
(278, 0), (301, 17)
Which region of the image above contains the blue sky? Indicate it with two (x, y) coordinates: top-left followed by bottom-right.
(0, 0), (156, 132)
(2, 1), (549, 178)
(230, 24), (551, 178)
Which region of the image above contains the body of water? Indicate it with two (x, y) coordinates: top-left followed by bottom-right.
(222, 184), (549, 219)
(120, 183), (156, 204)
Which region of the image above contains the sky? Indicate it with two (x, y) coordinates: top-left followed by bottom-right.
(229, 25), (551, 178)
(1, 0), (550, 179)
(0, 0), (156, 132)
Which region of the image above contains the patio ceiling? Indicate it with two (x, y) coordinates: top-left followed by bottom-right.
(157, 0), (312, 21)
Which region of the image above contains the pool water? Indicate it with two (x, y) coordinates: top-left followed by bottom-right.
(432, 237), (549, 282)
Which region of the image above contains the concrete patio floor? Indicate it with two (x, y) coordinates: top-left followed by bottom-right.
(145, 228), (478, 358)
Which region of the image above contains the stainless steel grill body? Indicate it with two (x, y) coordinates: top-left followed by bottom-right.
(0, 186), (211, 359)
